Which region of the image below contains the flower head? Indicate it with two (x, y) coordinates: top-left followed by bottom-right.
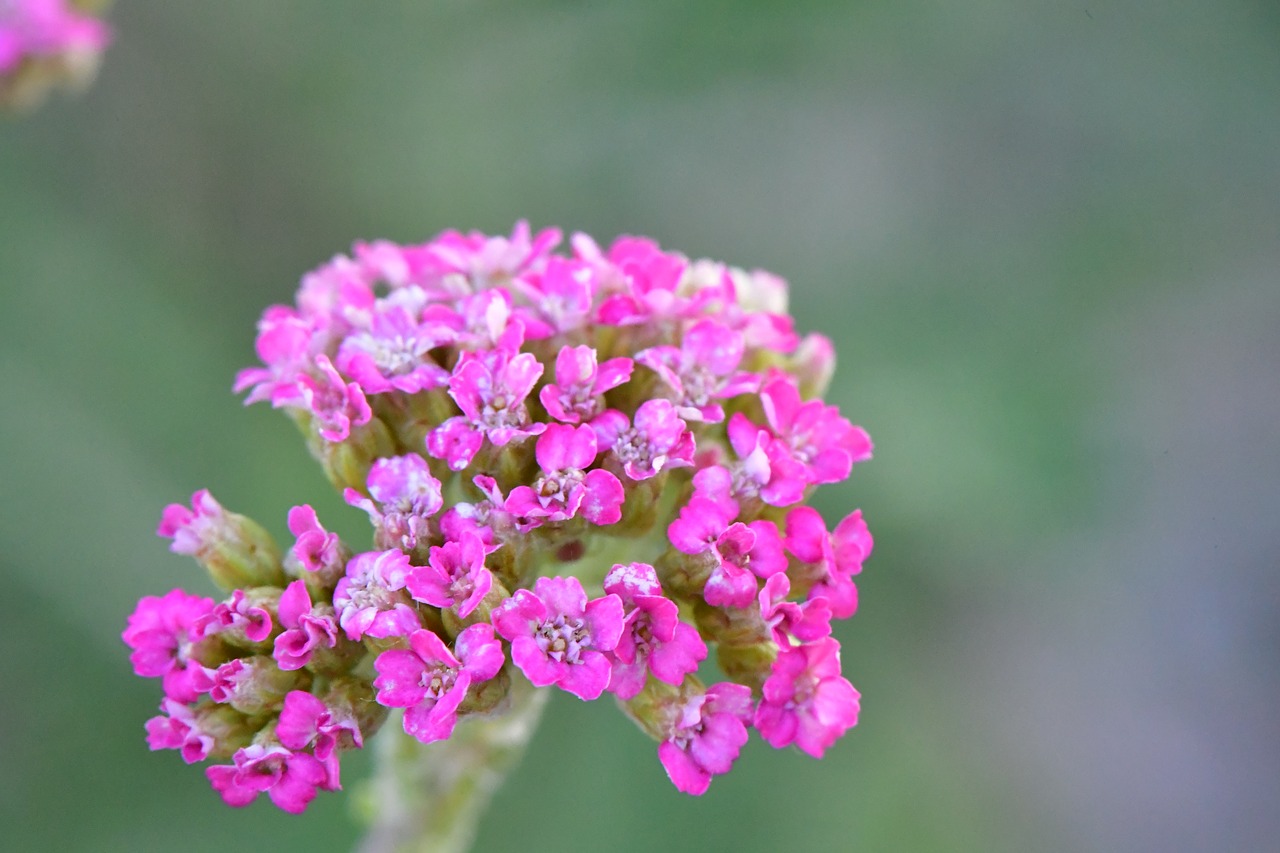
(129, 224), (873, 812)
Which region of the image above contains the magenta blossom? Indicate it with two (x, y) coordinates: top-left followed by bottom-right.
(274, 354), (372, 442)
(344, 453), (442, 552)
(587, 235), (715, 328)
(784, 506), (872, 619)
(427, 346), (545, 471)
(374, 624), (506, 744)
(285, 504), (347, 580)
(754, 637), (860, 758)
(273, 580), (340, 671)
(539, 344), (634, 425)
(206, 744), (330, 814)
(491, 576), (624, 701)
(145, 699), (217, 764)
(759, 377), (873, 485)
(603, 563), (706, 700)
(193, 588), (273, 645)
(336, 304), (452, 395)
(122, 589), (216, 704)
(657, 681), (754, 795)
(518, 256), (598, 335)
(695, 413), (810, 510)
(636, 319), (759, 422)
(504, 424), (625, 526)
(759, 573), (832, 648)
(668, 497), (787, 608)
(332, 550), (421, 641)
(592, 398), (696, 481)
(277, 691), (362, 786)
(405, 531), (494, 618)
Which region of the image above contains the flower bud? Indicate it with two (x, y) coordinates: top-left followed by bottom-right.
(158, 490), (285, 591)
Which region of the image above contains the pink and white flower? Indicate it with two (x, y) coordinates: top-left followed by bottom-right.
(206, 744), (330, 814)
(344, 453), (443, 552)
(504, 424), (624, 526)
(273, 580), (340, 671)
(332, 550), (421, 641)
(656, 681), (754, 796)
(405, 531), (494, 619)
(373, 624), (506, 743)
(491, 576), (623, 701)
(592, 398), (695, 481)
(636, 319), (759, 422)
(603, 563), (706, 700)
(122, 588), (216, 704)
(539, 344), (633, 425)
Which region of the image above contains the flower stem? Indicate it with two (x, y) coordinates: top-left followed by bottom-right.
(355, 676), (548, 853)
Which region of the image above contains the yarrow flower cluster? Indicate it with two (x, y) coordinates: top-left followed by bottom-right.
(0, 0), (111, 109)
(124, 222), (874, 812)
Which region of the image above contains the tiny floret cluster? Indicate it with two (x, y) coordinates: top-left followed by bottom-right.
(125, 223), (873, 812)
(0, 0), (112, 109)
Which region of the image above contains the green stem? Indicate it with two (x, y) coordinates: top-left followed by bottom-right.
(354, 676), (549, 853)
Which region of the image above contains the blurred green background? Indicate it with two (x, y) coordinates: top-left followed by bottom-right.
(3, 1), (1277, 850)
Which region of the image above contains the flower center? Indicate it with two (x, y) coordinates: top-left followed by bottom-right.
(536, 613), (590, 664)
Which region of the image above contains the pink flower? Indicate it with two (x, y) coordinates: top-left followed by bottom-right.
(588, 235), (709, 327)
(405, 531), (494, 618)
(206, 744), (330, 814)
(156, 489), (230, 558)
(273, 580), (340, 671)
(538, 344), (633, 425)
(336, 304), (452, 395)
(427, 346), (545, 471)
(491, 576), (624, 701)
(440, 474), (531, 542)
(518, 257), (598, 334)
(504, 424), (625, 526)
(373, 624), (506, 743)
(758, 377), (873, 485)
(754, 637), (860, 758)
(636, 319), (759, 422)
(193, 588), (273, 645)
(603, 564), (706, 700)
(285, 504), (346, 578)
(233, 306), (322, 405)
(656, 681), (754, 795)
(274, 354), (372, 442)
(423, 220), (561, 293)
(122, 589), (216, 703)
(701, 520), (786, 608)
(700, 413), (809, 509)
(698, 263), (799, 353)
(332, 550), (421, 641)
(668, 498), (787, 608)
(758, 573), (832, 648)
(145, 698), (217, 764)
(344, 453), (443, 552)
(190, 656), (292, 715)
(783, 507), (872, 619)
(277, 691), (362, 786)
(592, 398), (695, 481)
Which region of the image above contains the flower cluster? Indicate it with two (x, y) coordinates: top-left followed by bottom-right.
(124, 223), (873, 811)
(0, 0), (111, 109)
